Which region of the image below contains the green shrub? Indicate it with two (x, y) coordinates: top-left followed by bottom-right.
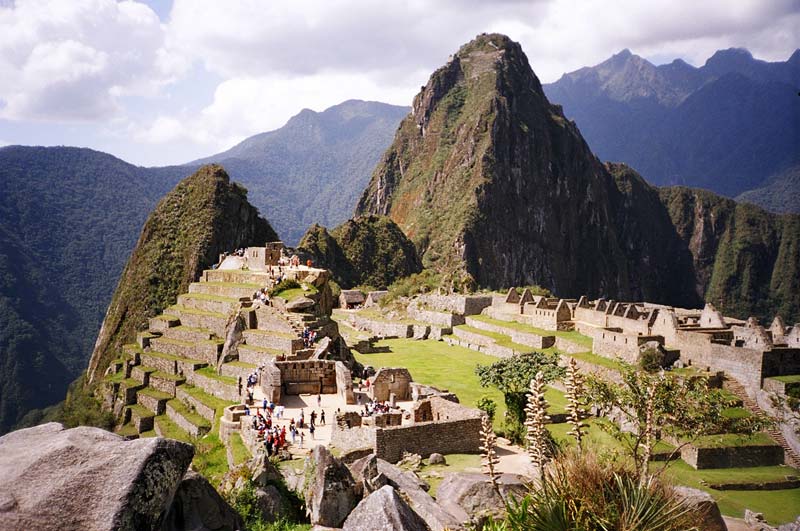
(477, 395), (497, 421)
(639, 347), (666, 373)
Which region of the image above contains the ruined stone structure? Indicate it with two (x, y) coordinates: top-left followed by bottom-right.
(331, 396), (482, 463)
(485, 289), (573, 331)
(339, 290), (365, 309)
(101, 258), (348, 442)
(368, 368), (413, 402)
(259, 359), (355, 405)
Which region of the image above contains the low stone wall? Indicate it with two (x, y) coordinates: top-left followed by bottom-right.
(176, 387), (216, 422)
(407, 306), (464, 328)
(174, 311), (227, 337)
(178, 294), (240, 315)
(347, 314), (413, 338)
(139, 352), (178, 374)
(375, 417), (482, 463)
(560, 354), (621, 383)
(591, 330), (664, 364)
(166, 402), (206, 437)
(253, 307), (296, 334)
(681, 442), (785, 469)
(137, 392), (166, 415)
(452, 327), (495, 347)
(330, 422), (376, 455)
(465, 316), (555, 349)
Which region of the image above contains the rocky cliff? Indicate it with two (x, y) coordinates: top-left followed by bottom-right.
(298, 215), (421, 289)
(87, 164), (277, 383)
(357, 33), (698, 305)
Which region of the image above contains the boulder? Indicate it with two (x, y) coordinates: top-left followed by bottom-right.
(251, 453), (283, 487)
(342, 486), (430, 531)
(304, 445), (359, 528)
(428, 453), (446, 465)
(437, 472), (527, 521)
(255, 485), (293, 522)
(287, 297), (315, 312)
(0, 423), (194, 531)
(350, 454), (466, 531)
(745, 509), (775, 531)
(161, 470), (243, 531)
(673, 486), (727, 531)
(219, 312), (246, 368)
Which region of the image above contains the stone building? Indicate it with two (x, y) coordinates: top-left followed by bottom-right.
(368, 368), (413, 402)
(339, 290), (365, 309)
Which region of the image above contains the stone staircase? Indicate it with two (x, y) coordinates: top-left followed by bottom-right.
(723, 377), (800, 469)
(103, 268), (318, 441)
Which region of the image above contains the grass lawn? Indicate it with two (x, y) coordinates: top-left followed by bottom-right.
(354, 338), (509, 427)
(454, 324), (534, 352)
(771, 375), (800, 384)
(566, 350), (624, 371)
(657, 460), (800, 525)
(469, 314), (593, 348)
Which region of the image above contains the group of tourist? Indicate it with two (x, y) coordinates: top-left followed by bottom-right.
(252, 287), (271, 307)
(302, 326), (319, 348)
(360, 398), (393, 417)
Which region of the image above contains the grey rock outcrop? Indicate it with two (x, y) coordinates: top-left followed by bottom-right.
(161, 470), (243, 531)
(287, 297), (316, 312)
(304, 445), (359, 527)
(428, 453), (446, 465)
(255, 485), (293, 522)
(219, 312), (247, 368)
(349, 454), (466, 531)
(673, 486), (726, 531)
(342, 485), (430, 531)
(0, 423), (194, 531)
(437, 472), (527, 522)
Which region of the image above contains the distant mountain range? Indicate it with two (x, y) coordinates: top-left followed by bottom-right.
(194, 100), (409, 244)
(543, 47), (800, 212)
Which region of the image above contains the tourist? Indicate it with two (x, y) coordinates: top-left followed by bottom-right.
(317, 394), (322, 407)
(299, 430), (305, 448)
(309, 423), (315, 439)
(310, 410), (317, 427)
(290, 426), (296, 444)
(238, 376), (242, 396)
(320, 410), (326, 426)
(262, 398), (267, 412)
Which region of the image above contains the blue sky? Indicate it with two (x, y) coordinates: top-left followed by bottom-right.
(0, 0), (797, 166)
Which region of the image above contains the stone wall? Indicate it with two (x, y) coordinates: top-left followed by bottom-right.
(464, 316), (555, 349)
(375, 417), (481, 463)
(253, 307), (295, 334)
(260, 361), (282, 403)
(554, 337), (588, 354)
(186, 371), (239, 402)
(335, 361), (356, 404)
(681, 442), (785, 469)
(330, 417), (376, 454)
(347, 314), (413, 338)
(407, 305), (464, 328)
(590, 329), (664, 364)
(277, 360), (337, 395)
(443, 336), (516, 358)
(520, 305), (561, 331)
(370, 368), (412, 402)
(416, 294), (493, 316)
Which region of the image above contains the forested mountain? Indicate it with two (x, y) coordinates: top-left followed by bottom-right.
(194, 100), (409, 244)
(0, 146), (187, 432)
(543, 48), (800, 209)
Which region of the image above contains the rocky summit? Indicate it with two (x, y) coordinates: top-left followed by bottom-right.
(358, 33), (800, 322)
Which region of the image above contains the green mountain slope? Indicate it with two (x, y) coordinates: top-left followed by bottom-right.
(298, 215), (421, 289)
(87, 164), (277, 383)
(0, 146), (186, 432)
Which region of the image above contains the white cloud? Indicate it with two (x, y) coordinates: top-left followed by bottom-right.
(0, 0), (182, 121)
(134, 70), (423, 155)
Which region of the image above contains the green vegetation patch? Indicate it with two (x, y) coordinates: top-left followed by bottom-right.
(771, 375), (800, 384)
(151, 371), (185, 382)
(155, 414), (192, 442)
(137, 387), (173, 401)
(224, 360), (257, 369)
(354, 338), (508, 427)
(195, 366), (238, 385)
(179, 383), (235, 412)
(454, 324), (533, 352)
(566, 350), (624, 371)
(417, 453), (482, 497)
(658, 460), (800, 525)
(126, 404), (155, 419)
(230, 432), (251, 465)
(167, 399), (211, 429)
(468, 314), (593, 348)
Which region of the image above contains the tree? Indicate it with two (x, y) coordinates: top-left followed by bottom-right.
(476, 352), (565, 443)
(587, 363), (770, 481)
